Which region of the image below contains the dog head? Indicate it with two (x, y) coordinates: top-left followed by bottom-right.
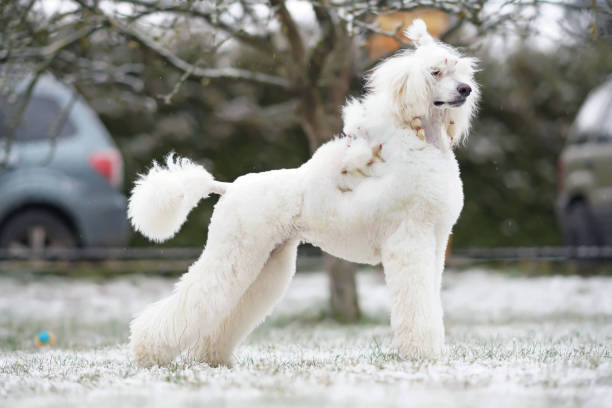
(367, 19), (480, 145)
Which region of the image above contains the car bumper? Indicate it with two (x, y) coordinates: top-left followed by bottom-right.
(555, 193), (612, 245)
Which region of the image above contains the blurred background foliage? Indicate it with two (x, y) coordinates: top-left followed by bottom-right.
(457, 39), (612, 247)
(75, 27), (313, 247)
(2, 0), (611, 249)
(77, 21), (612, 248)
(2, 0), (611, 322)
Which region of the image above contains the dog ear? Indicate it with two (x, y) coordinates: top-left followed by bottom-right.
(368, 54), (430, 126)
(405, 19), (435, 48)
(392, 63), (429, 125)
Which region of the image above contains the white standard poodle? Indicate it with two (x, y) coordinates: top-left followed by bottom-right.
(128, 19), (480, 367)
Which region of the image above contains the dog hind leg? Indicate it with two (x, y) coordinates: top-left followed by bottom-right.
(129, 229), (287, 367)
(130, 244), (278, 367)
(188, 238), (299, 366)
(129, 181), (301, 368)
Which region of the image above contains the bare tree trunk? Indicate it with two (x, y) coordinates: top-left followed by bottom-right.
(325, 254), (360, 321)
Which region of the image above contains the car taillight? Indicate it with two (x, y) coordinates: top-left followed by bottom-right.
(89, 148), (123, 188)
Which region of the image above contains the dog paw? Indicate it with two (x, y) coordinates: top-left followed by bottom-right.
(397, 341), (444, 360)
(129, 303), (179, 367)
(129, 326), (177, 368)
(130, 338), (167, 367)
(188, 338), (235, 368)
(394, 323), (445, 360)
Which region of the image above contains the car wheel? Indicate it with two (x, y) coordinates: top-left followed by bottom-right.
(0, 209), (77, 250)
(565, 201), (600, 246)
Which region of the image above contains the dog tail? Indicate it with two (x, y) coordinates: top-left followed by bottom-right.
(128, 153), (228, 243)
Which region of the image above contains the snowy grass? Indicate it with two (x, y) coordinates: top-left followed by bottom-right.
(1, 268), (611, 407)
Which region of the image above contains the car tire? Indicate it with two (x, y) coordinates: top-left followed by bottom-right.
(565, 201), (600, 246)
(0, 209), (77, 250)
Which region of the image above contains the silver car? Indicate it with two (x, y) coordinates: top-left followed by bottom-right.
(0, 76), (129, 250)
(557, 78), (612, 246)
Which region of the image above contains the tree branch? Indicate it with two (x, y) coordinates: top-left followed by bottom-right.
(0, 24), (102, 62)
(60, 52), (145, 92)
(1, 22), (100, 165)
(103, 13), (290, 89)
(440, 18), (466, 42)
(350, 17), (410, 47)
(158, 61), (196, 105)
(308, 1), (337, 85)
(119, 1), (276, 54)
(42, 87), (79, 165)
(270, 0), (305, 67)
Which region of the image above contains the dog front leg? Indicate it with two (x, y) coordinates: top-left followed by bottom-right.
(381, 222), (444, 360)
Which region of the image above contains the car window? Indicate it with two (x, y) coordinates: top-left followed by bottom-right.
(571, 82), (612, 143)
(0, 95), (76, 142)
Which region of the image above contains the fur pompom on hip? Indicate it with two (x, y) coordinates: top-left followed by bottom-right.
(127, 154), (227, 242)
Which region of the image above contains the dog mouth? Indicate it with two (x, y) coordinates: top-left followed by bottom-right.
(433, 98), (466, 108)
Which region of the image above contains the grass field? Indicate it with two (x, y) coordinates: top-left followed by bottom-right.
(1, 268), (611, 407)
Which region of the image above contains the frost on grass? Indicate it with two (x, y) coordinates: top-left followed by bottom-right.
(0, 269), (611, 408)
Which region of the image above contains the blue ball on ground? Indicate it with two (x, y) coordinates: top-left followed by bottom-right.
(35, 331), (56, 347)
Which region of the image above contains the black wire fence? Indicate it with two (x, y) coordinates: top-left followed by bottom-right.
(1, 246), (612, 262)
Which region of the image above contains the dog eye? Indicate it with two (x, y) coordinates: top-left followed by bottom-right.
(431, 70), (442, 78)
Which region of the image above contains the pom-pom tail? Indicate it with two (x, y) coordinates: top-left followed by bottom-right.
(128, 154), (226, 242)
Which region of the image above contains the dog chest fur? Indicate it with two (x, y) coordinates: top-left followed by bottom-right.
(297, 135), (464, 265)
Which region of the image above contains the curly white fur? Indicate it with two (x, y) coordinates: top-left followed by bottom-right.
(128, 19), (480, 367)
(128, 154), (228, 242)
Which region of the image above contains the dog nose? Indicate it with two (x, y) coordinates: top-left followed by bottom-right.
(457, 83), (471, 97)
